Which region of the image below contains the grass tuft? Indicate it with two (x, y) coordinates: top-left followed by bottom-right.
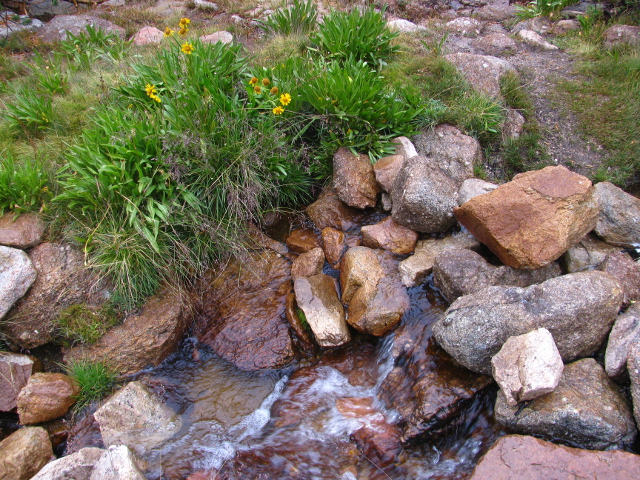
(65, 360), (118, 412)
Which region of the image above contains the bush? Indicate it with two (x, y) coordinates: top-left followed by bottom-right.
(59, 25), (130, 71)
(0, 153), (51, 214)
(5, 90), (54, 136)
(258, 0), (318, 36)
(65, 360), (118, 412)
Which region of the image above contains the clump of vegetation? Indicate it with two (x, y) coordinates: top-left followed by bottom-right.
(0, 153), (51, 214)
(516, 0), (580, 19)
(258, 0), (318, 36)
(53, 303), (120, 347)
(66, 360), (118, 412)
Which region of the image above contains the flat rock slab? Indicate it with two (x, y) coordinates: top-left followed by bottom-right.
(38, 15), (126, 43)
(443, 52), (514, 98)
(469, 434), (640, 480)
(0, 213), (45, 249)
(195, 250), (295, 371)
(495, 358), (637, 450)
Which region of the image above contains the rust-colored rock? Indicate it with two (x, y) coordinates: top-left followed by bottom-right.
(373, 154), (405, 192)
(290, 247), (324, 278)
(599, 251), (640, 307)
(195, 250), (295, 371)
(286, 227), (322, 254)
(321, 227), (347, 268)
(64, 290), (189, 375)
(470, 434), (640, 480)
(454, 166), (598, 269)
(306, 190), (363, 231)
(0, 352), (34, 412)
(0, 427), (53, 480)
(17, 373), (80, 424)
(333, 147), (380, 209)
(0, 213), (46, 249)
(361, 216), (418, 255)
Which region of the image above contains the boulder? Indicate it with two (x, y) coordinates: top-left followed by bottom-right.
(472, 32), (518, 56)
(321, 227), (347, 268)
(0, 246), (37, 321)
(332, 147), (380, 209)
(340, 247), (409, 336)
(0, 213), (45, 249)
(433, 249), (561, 303)
(373, 154), (405, 192)
(131, 26), (164, 46)
(629, 338), (640, 427)
(491, 328), (563, 406)
(603, 24), (640, 50)
(38, 15), (126, 43)
(200, 31), (233, 45)
(90, 445), (145, 480)
(17, 373), (79, 424)
(443, 53), (515, 98)
(27, 0), (76, 21)
(195, 250), (295, 371)
(473, 4), (516, 21)
(455, 166), (598, 269)
(390, 155), (460, 234)
(293, 274), (349, 347)
(2, 243), (111, 349)
(517, 29), (558, 50)
(306, 190), (362, 231)
(433, 271), (623, 376)
(599, 251), (640, 307)
(561, 233), (621, 272)
(286, 227), (321, 253)
(446, 17), (484, 36)
(594, 181), (640, 247)
(412, 124), (482, 186)
(31, 447), (104, 480)
(0, 427), (53, 480)
(552, 19), (580, 35)
(387, 19), (424, 33)
(469, 434), (640, 480)
(64, 290), (189, 375)
(495, 359), (636, 450)
(458, 178), (498, 205)
(291, 247), (324, 278)
(606, 302), (640, 379)
(94, 381), (181, 455)
(0, 14), (44, 39)
(361, 216), (418, 255)
(398, 230), (480, 287)
(0, 353), (35, 411)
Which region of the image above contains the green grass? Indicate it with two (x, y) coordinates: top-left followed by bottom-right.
(65, 360), (118, 412)
(53, 303), (120, 347)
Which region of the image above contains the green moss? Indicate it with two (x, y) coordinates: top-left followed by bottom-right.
(53, 303), (120, 346)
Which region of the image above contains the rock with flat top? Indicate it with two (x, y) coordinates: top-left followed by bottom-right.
(286, 227), (321, 254)
(473, 32), (518, 56)
(0, 213), (46, 249)
(446, 17), (483, 36)
(444, 53), (515, 98)
(361, 216), (418, 255)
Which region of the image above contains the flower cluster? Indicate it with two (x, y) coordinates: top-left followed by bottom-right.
(248, 77), (292, 115)
(164, 18), (190, 37)
(145, 83), (161, 103)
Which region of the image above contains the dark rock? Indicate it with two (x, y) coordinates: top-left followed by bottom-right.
(332, 147), (380, 209)
(38, 15), (125, 43)
(27, 0), (76, 21)
(17, 373), (79, 424)
(0, 213), (46, 249)
(594, 181), (640, 247)
(599, 251), (640, 307)
(0, 427), (53, 480)
(284, 292), (315, 353)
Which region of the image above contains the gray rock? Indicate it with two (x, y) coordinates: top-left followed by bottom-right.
(387, 19), (425, 33)
(502, 109), (525, 139)
(0, 352), (34, 412)
(458, 178), (498, 205)
(294, 274), (349, 347)
(0, 246), (37, 321)
(38, 15), (125, 43)
(333, 147), (380, 209)
(472, 32), (518, 56)
(433, 271), (623, 375)
(473, 4), (516, 21)
(594, 181), (640, 247)
(511, 17), (551, 35)
(0, 15), (43, 39)
(599, 251), (640, 307)
(27, 0), (76, 21)
(629, 337), (640, 428)
(561, 233), (621, 272)
(603, 24), (640, 50)
(0, 427), (52, 480)
(390, 155), (459, 234)
(194, 0), (219, 10)
(200, 31), (233, 45)
(491, 328), (563, 406)
(90, 445), (145, 480)
(517, 30), (559, 50)
(495, 358), (636, 450)
(444, 52), (515, 98)
(0, 213), (46, 249)
(552, 19), (580, 35)
(94, 381), (182, 456)
(446, 17), (484, 36)
(392, 136), (418, 159)
(606, 302), (640, 379)
(433, 249), (561, 303)
(31, 447), (104, 480)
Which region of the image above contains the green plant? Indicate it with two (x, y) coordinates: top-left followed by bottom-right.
(28, 52), (68, 95)
(309, 5), (400, 68)
(65, 360), (117, 412)
(258, 0), (318, 36)
(53, 303), (120, 346)
(421, 32), (449, 57)
(516, 0), (579, 19)
(59, 25), (130, 71)
(4, 90), (54, 136)
(0, 153), (51, 213)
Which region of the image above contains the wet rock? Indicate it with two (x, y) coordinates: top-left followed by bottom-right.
(604, 24), (640, 50)
(387, 18), (424, 33)
(458, 178), (498, 205)
(594, 181), (640, 247)
(247, 223), (288, 256)
(606, 302), (640, 379)
(131, 26), (164, 45)
(455, 166), (598, 269)
(38, 15), (125, 43)
(398, 230), (480, 287)
(361, 216), (418, 255)
(433, 271), (623, 376)
(413, 125), (482, 186)
(443, 53), (515, 98)
(17, 373), (79, 424)
(433, 249), (561, 303)
(196, 250), (295, 370)
(491, 328), (563, 406)
(517, 29), (558, 50)
(351, 418), (402, 468)
(94, 381), (181, 456)
(31, 447), (104, 480)
(495, 359), (637, 450)
(65, 411), (104, 454)
(373, 154), (405, 192)
(290, 247), (324, 278)
(64, 290), (189, 375)
(629, 338), (640, 427)
(306, 190), (362, 231)
(321, 227), (347, 268)
(472, 32), (518, 56)
(293, 274), (349, 347)
(599, 251), (640, 307)
(286, 227), (321, 254)
(200, 31), (233, 44)
(2, 243), (111, 349)
(284, 292), (315, 352)
(0, 212), (45, 249)
(469, 434), (640, 480)
(446, 17), (483, 36)
(502, 109), (525, 139)
(90, 445), (145, 480)
(0, 426), (53, 480)
(0, 353), (34, 412)
(390, 155), (459, 234)
(552, 19), (580, 35)
(561, 233), (621, 272)
(340, 247), (409, 336)
(333, 147), (380, 209)
(0, 246), (37, 321)
(473, 4), (516, 21)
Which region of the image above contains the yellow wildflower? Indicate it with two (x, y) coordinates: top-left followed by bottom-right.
(179, 27), (189, 35)
(262, 78), (270, 86)
(181, 42), (195, 55)
(145, 84), (157, 96)
(164, 27), (174, 37)
(254, 85), (262, 94)
(279, 93), (292, 106)
(150, 94), (162, 103)
(273, 106), (284, 115)
(179, 18), (191, 28)
(249, 77), (259, 85)
(270, 86), (279, 95)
